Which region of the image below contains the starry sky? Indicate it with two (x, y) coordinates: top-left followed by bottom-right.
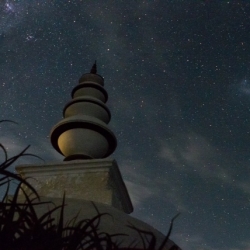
(0, 1), (250, 249)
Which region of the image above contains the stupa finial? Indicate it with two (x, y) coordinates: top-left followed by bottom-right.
(50, 63), (116, 161)
(90, 60), (97, 74)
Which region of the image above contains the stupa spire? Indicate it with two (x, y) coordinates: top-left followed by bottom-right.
(50, 63), (117, 161)
(90, 60), (97, 74)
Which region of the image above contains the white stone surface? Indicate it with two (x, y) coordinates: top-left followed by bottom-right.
(16, 159), (133, 213)
(18, 197), (181, 250)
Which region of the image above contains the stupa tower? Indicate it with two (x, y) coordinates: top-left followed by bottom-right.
(16, 63), (181, 249)
(16, 62), (133, 214)
(50, 61), (117, 161)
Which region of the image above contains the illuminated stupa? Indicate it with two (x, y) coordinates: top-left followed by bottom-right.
(50, 61), (117, 161)
(16, 62), (181, 249)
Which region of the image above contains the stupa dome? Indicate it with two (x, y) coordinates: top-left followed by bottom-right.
(33, 197), (181, 250)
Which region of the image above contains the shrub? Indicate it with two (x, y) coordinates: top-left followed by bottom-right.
(0, 121), (179, 250)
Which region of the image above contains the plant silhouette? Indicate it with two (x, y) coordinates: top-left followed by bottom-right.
(0, 120), (180, 250)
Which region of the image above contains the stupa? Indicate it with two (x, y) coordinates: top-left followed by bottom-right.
(16, 62), (181, 249)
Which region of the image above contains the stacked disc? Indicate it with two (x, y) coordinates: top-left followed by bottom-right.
(50, 63), (117, 161)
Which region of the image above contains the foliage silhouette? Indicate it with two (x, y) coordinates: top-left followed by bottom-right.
(0, 121), (180, 250)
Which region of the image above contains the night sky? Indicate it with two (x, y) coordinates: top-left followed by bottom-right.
(0, 1), (250, 249)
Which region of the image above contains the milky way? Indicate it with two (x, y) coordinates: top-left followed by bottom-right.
(0, 1), (250, 250)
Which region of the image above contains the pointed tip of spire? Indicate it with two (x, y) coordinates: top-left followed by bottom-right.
(90, 60), (97, 74)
